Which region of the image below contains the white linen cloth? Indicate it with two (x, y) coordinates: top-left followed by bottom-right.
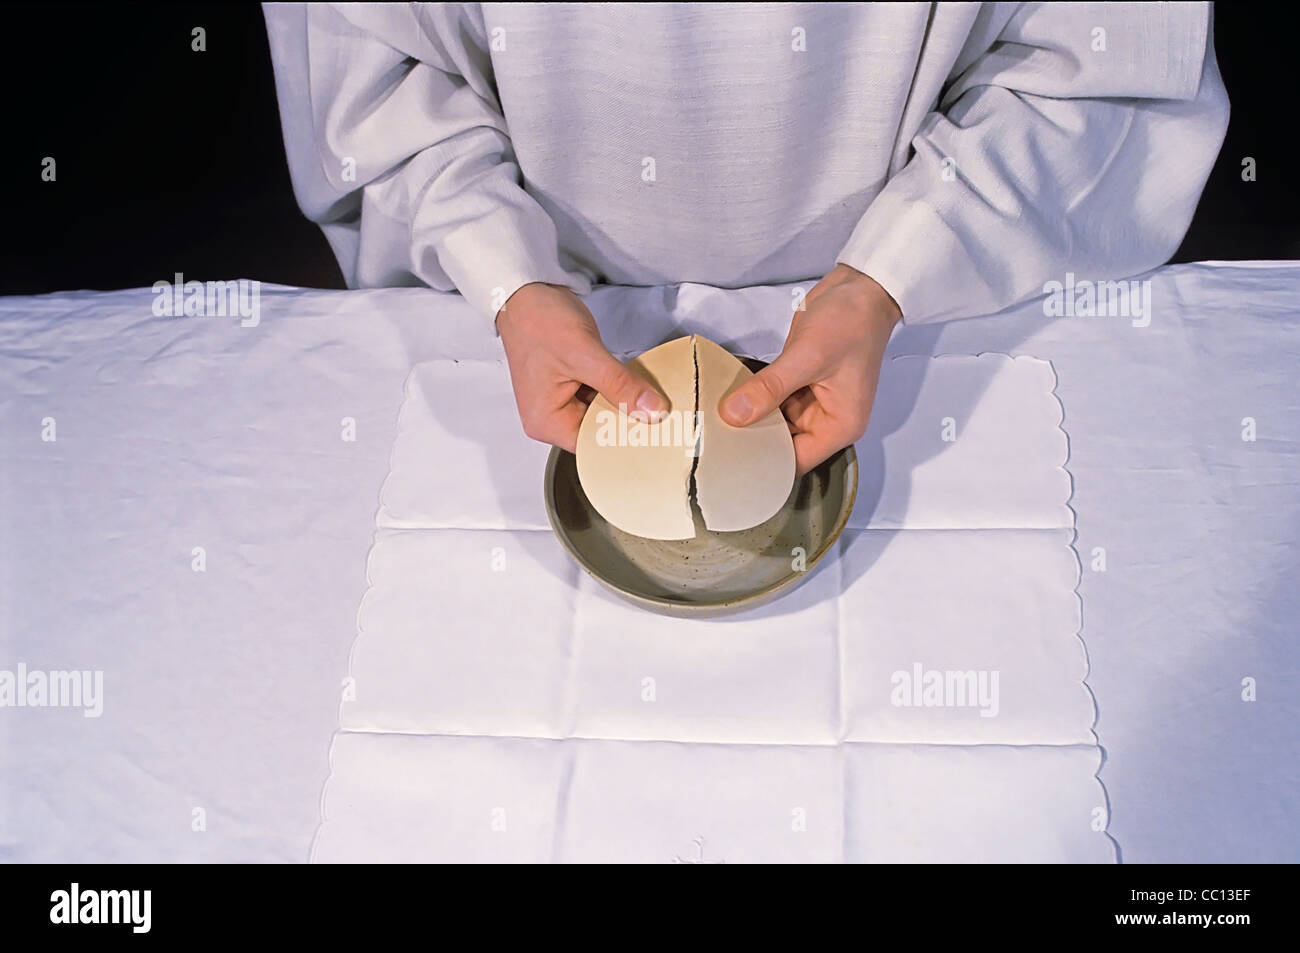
(314, 350), (1106, 862)
(316, 734), (1106, 863)
(263, 2), (1227, 323)
(0, 286), (443, 861)
(1, 262), (1296, 862)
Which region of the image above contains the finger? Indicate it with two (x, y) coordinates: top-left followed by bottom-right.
(579, 349), (670, 423)
(781, 387), (818, 431)
(720, 351), (817, 427)
(520, 398), (586, 454)
(554, 399), (589, 453)
(791, 423), (857, 477)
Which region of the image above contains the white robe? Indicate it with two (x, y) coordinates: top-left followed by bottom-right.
(263, 2), (1228, 324)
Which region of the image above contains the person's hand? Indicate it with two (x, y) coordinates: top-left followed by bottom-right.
(719, 264), (902, 476)
(496, 282), (668, 453)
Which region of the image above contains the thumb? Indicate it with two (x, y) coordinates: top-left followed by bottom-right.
(720, 355), (811, 426)
(582, 350), (670, 422)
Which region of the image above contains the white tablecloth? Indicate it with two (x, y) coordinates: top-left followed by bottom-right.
(1, 261), (1296, 862)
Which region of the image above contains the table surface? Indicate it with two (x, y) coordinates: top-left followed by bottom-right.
(1, 261), (1296, 863)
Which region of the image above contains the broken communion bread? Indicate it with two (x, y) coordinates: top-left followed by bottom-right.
(575, 336), (698, 540)
(575, 335), (797, 540)
(691, 335), (798, 532)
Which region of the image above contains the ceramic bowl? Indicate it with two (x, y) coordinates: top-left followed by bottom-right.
(544, 357), (857, 616)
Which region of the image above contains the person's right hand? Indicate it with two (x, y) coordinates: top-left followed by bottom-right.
(496, 282), (669, 453)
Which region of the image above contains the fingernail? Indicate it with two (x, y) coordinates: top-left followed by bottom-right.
(636, 391), (668, 422)
(723, 393), (752, 425)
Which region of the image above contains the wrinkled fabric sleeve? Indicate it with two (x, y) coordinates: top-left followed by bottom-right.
(838, 2), (1229, 324)
(262, 2), (589, 318)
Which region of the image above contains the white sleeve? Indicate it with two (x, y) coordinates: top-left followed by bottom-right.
(262, 2), (589, 317)
(837, 1), (1229, 325)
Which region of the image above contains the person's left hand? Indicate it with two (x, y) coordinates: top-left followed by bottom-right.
(719, 264), (902, 476)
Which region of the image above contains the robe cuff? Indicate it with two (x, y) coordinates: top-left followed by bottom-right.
(416, 202), (592, 326)
(837, 189), (995, 326)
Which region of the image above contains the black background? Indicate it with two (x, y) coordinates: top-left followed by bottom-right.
(0, 863), (1275, 936)
(1, 2), (1296, 296)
